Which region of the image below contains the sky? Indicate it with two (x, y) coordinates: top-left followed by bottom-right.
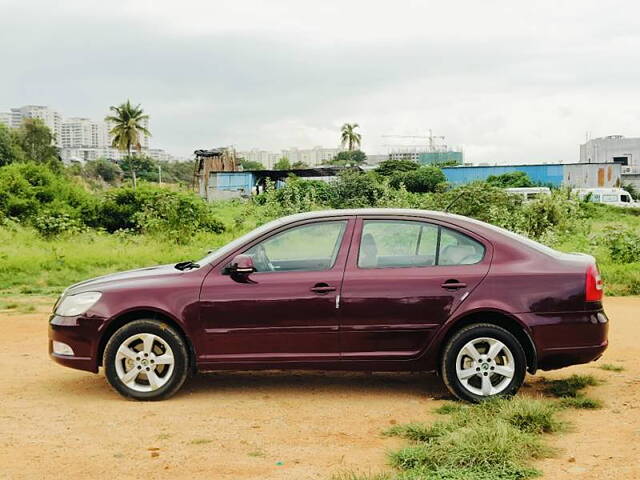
(2, 0), (640, 163)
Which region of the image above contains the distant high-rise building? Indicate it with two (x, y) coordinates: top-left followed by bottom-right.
(238, 146), (344, 169)
(8, 105), (63, 145)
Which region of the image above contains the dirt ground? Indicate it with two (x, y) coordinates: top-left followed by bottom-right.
(0, 297), (638, 480)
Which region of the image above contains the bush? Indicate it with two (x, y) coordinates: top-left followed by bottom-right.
(0, 162), (98, 225)
(390, 166), (446, 193)
(331, 170), (394, 208)
(376, 159), (419, 177)
(98, 184), (224, 242)
(594, 225), (640, 263)
(33, 211), (84, 237)
(486, 171), (534, 188)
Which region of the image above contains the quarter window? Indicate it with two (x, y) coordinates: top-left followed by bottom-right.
(245, 221), (347, 273)
(358, 220), (485, 269)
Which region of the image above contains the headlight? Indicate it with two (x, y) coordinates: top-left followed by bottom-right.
(55, 292), (102, 317)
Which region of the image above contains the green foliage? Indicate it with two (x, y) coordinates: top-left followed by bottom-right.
(13, 119), (60, 169)
(0, 162), (98, 225)
(390, 166), (447, 193)
(98, 184), (224, 242)
(83, 158), (123, 183)
(376, 159), (419, 177)
(0, 123), (26, 167)
(622, 183), (639, 200)
(331, 170), (396, 208)
(593, 225), (640, 263)
(386, 397), (563, 480)
(330, 150), (367, 166)
(119, 155), (156, 182)
(559, 395), (603, 409)
(544, 374), (600, 398)
(32, 211), (84, 237)
(239, 159), (264, 170)
(598, 363), (624, 372)
(486, 171), (534, 188)
(291, 160), (309, 168)
(274, 157), (291, 170)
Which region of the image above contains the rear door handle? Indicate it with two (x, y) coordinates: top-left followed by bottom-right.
(441, 280), (467, 290)
(311, 283), (337, 294)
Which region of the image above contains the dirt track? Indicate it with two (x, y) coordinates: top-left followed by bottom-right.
(0, 297), (638, 479)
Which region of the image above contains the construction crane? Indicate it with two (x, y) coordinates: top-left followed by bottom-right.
(382, 129), (447, 152)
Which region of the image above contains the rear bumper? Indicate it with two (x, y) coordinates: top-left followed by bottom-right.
(525, 310), (609, 371)
(48, 315), (101, 373)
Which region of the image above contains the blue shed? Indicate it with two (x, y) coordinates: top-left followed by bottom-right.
(211, 172), (256, 192)
(441, 164), (564, 186)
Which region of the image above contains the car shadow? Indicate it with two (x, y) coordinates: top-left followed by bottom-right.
(178, 370), (451, 399)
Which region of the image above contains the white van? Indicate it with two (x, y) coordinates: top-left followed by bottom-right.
(505, 187), (552, 201)
(574, 188), (637, 208)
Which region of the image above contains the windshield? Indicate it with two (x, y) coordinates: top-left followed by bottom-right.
(196, 217), (286, 266)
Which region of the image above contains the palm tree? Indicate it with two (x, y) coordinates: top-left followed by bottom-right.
(105, 100), (151, 188)
(340, 123), (361, 151)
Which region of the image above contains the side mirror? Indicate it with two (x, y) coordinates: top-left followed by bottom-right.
(227, 254), (255, 282)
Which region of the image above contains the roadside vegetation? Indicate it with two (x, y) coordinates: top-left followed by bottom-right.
(1, 119), (640, 296)
(333, 374), (605, 480)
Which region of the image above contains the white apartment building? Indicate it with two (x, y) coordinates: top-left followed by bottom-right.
(281, 146), (343, 167)
(238, 149), (282, 169)
(0, 105), (63, 144)
(61, 117), (111, 149)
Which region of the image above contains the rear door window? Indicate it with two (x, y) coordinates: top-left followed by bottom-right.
(358, 220), (485, 269)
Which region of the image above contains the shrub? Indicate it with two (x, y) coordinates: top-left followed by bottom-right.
(376, 159), (419, 177)
(594, 225), (640, 263)
(33, 210), (84, 237)
(486, 171), (534, 188)
(390, 166), (447, 193)
(331, 170), (393, 208)
(98, 184), (225, 241)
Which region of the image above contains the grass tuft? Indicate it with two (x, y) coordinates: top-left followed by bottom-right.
(544, 375), (600, 398)
(331, 472), (391, 480)
(434, 403), (467, 415)
(383, 397), (564, 479)
(559, 395), (603, 410)
(598, 363), (624, 372)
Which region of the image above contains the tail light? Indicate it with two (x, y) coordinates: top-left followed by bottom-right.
(585, 264), (603, 302)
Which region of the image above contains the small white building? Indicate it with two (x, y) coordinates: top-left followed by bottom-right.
(580, 135), (640, 189)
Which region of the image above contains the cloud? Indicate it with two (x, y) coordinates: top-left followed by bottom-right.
(2, 0), (640, 162)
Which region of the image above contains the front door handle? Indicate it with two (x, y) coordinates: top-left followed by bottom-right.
(441, 280), (467, 290)
(311, 283), (337, 294)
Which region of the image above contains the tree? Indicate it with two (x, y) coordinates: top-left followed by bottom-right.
(105, 100), (151, 188)
(274, 157), (291, 170)
(240, 159), (264, 170)
(376, 158), (419, 176)
(486, 171), (534, 188)
(119, 155), (155, 183)
(84, 158), (122, 183)
(0, 123), (25, 167)
(15, 119), (59, 168)
(390, 165), (446, 193)
(329, 150), (367, 166)
(291, 161), (309, 169)
(340, 123), (361, 151)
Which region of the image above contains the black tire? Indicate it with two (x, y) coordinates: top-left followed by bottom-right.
(103, 319), (190, 401)
(441, 323), (526, 403)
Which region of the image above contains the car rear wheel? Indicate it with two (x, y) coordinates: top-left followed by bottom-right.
(103, 319), (189, 400)
(441, 323), (526, 402)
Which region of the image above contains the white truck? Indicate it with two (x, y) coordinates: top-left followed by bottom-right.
(574, 188), (638, 208)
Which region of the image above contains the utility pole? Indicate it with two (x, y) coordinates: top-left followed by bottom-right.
(158, 164), (162, 184)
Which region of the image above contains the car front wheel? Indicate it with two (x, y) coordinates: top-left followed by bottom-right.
(103, 319), (189, 400)
(441, 323), (526, 402)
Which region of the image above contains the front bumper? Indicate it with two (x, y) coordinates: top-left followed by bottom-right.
(48, 314), (102, 373)
(526, 309), (609, 371)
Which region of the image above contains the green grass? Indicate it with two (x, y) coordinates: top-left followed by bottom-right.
(543, 375), (600, 398)
(559, 395), (603, 410)
(0, 201), (251, 297)
(380, 397), (564, 480)
(598, 363), (624, 372)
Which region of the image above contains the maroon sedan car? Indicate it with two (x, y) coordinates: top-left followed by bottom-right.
(49, 209), (608, 402)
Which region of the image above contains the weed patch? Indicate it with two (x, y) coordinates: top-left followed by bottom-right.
(559, 395), (603, 410)
(544, 375), (600, 398)
(598, 363), (624, 372)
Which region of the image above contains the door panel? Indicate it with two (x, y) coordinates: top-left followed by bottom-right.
(198, 218), (354, 363)
(339, 217), (491, 360)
